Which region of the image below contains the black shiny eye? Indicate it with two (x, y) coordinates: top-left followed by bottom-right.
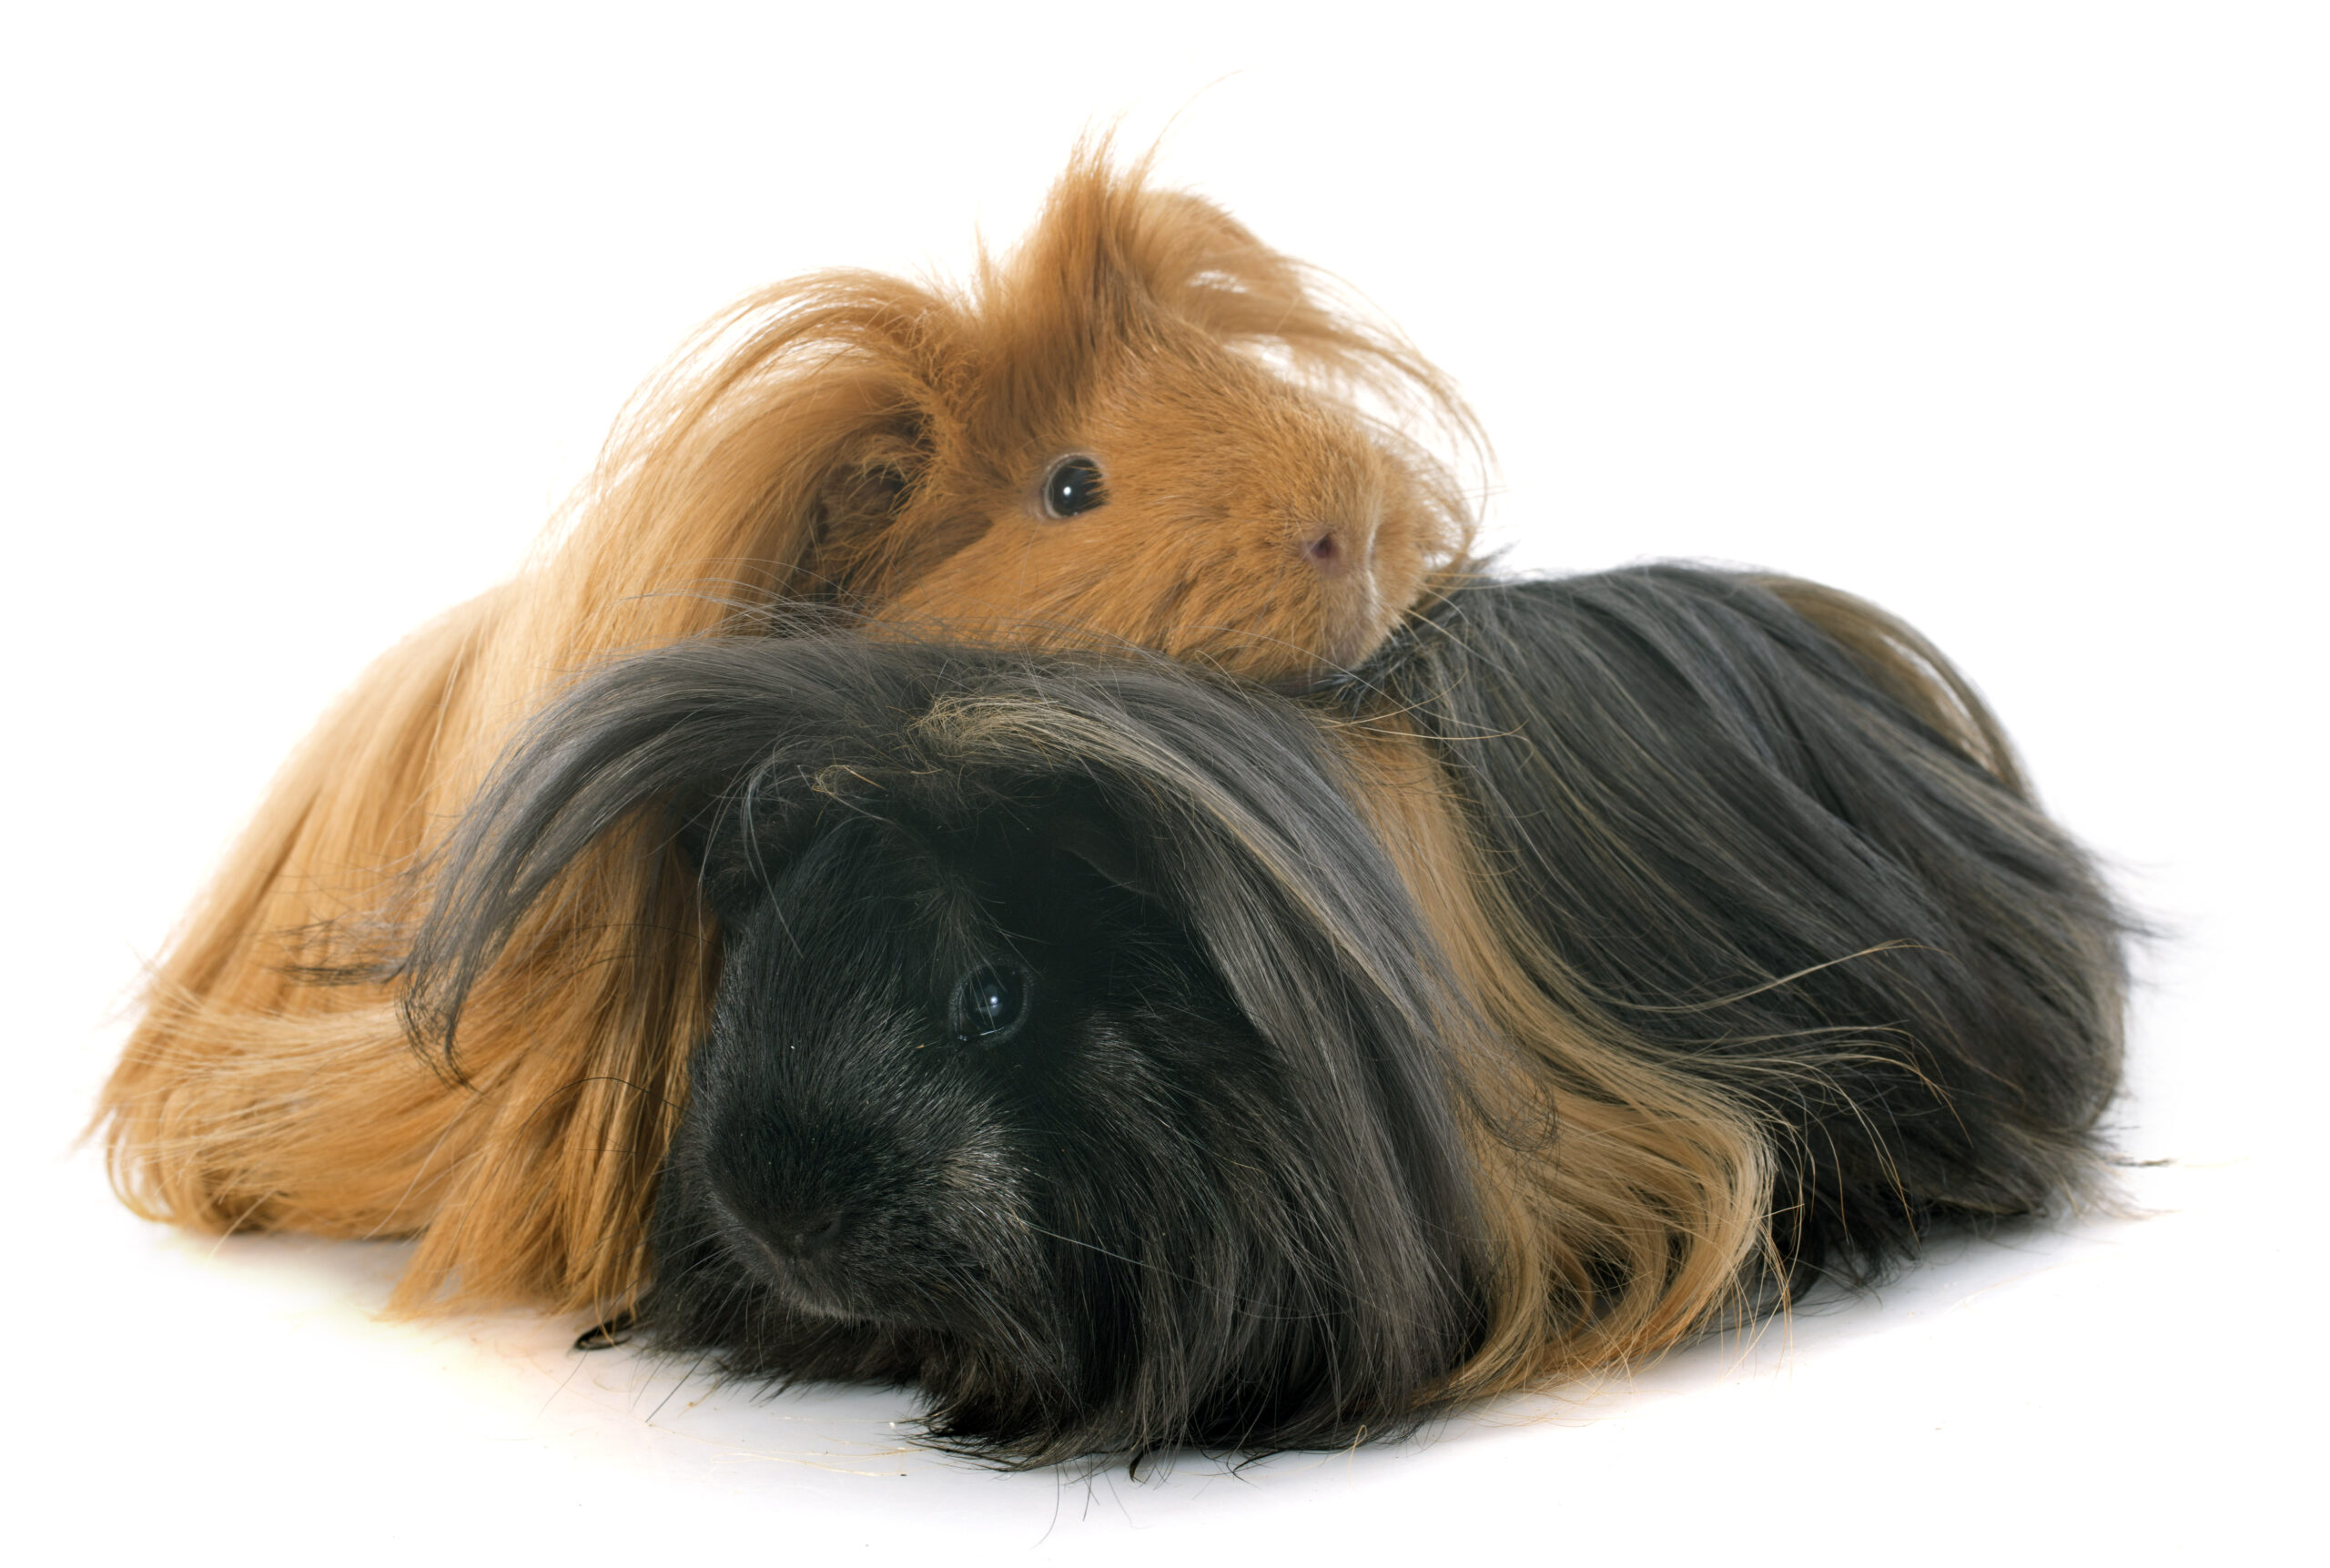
(950, 965), (1029, 1044)
(1040, 456), (1108, 520)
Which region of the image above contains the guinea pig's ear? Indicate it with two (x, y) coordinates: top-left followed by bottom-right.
(674, 784), (820, 926)
(816, 439), (916, 540)
(559, 271), (967, 625)
(808, 420), (975, 603)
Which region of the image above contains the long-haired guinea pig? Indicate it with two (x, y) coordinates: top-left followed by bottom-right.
(95, 141), (1483, 1314)
(386, 567), (2125, 1465)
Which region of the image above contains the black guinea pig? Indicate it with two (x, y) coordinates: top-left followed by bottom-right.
(394, 629), (1500, 1466)
(393, 568), (2128, 1468)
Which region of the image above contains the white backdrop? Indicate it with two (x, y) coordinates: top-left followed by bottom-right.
(5, 5), (2322, 1562)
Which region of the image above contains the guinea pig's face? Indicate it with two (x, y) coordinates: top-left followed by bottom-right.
(873, 339), (1458, 684)
(646, 807), (1346, 1459)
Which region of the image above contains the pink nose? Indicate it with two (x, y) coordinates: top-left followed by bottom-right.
(1303, 527), (1357, 577)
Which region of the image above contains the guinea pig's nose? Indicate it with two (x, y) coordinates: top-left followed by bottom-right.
(765, 1206), (852, 1259)
(1301, 523), (1371, 579)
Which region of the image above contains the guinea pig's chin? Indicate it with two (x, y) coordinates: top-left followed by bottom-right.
(1289, 567), (1403, 679)
(1185, 602), (1393, 691)
(1288, 606), (1395, 688)
(1323, 611), (1392, 676)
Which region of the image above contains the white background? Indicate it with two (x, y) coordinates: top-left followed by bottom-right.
(5, 4), (2323, 1562)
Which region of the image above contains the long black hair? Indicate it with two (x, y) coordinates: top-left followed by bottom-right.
(1356, 566), (2128, 1282)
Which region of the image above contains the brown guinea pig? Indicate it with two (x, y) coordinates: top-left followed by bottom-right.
(95, 142), (1484, 1317)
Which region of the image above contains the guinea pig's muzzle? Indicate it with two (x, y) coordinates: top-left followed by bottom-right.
(726, 1197), (866, 1321)
(699, 1103), (1039, 1330)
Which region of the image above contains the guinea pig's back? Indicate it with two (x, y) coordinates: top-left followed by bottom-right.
(1366, 566), (2130, 1279)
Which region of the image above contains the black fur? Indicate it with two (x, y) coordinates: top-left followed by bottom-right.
(1356, 568), (2128, 1282)
(397, 567), (2127, 1463)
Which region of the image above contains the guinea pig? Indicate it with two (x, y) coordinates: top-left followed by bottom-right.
(396, 626), (1498, 1465)
(389, 566), (2125, 1464)
(95, 140), (1484, 1315)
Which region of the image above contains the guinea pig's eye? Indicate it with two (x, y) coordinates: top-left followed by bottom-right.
(949, 964), (1030, 1045)
(1040, 456), (1108, 520)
